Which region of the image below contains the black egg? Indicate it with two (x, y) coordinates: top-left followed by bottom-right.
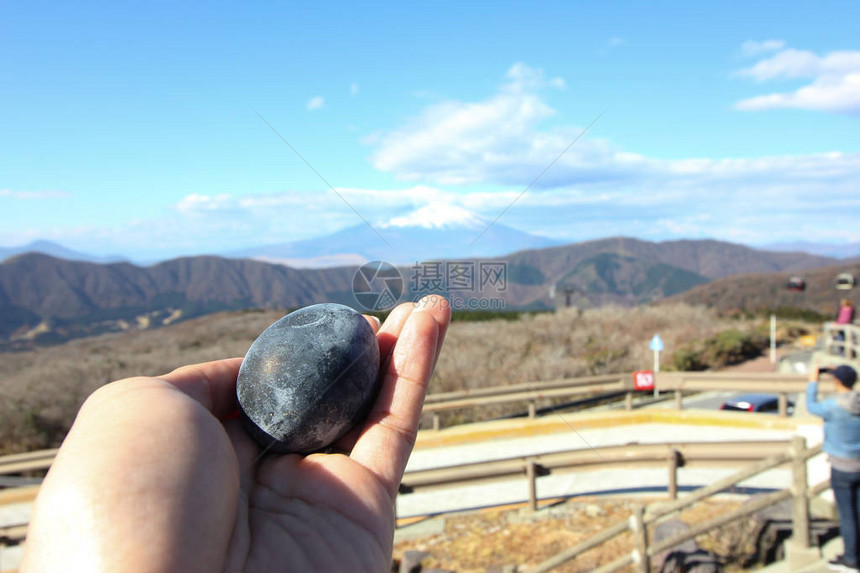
(236, 303), (381, 454)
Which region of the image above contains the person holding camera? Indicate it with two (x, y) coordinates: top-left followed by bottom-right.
(808, 365), (860, 572)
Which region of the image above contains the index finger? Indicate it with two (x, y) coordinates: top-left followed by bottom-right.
(350, 296), (451, 499)
(159, 357), (244, 419)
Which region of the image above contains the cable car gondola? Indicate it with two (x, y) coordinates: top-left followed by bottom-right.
(836, 273), (856, 290)
(786, 275), (806, 292)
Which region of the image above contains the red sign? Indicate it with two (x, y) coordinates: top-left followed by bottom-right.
(633, 370), (655, 391)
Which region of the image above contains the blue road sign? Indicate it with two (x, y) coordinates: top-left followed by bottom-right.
(650, 334), (664, 352)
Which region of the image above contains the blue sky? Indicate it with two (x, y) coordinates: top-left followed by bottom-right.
(2, 1), (859, 260)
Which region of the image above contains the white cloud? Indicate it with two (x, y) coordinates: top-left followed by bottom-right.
(175, 193), (236, 214)
(362, 63), (860, 244)
(0, 189), (69, 199)
(736, 73), (860, 112)
(370, 63), (629, 187)
(740, 39), (785, 57)
(370, 63), (860, 195)
(350, 83), (359, 97)
(306, 96), (325, 111)
(173, 188), (390, 244)
(608, 36), (626, 48)
(735, 46), (860, 113)
(504, 62), (566, 92)
(736, 48), (860, 81)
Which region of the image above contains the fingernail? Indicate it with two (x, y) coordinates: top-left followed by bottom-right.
(414, 295), (448, 312)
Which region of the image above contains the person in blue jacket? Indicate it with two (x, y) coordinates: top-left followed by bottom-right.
(808, 364), (860, 572)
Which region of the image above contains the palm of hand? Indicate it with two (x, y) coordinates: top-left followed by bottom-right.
(223, 429), (395, 573)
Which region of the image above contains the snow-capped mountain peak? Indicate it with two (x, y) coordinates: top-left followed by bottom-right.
(227, 202), (560, 267)
(381, 203), (486, 230)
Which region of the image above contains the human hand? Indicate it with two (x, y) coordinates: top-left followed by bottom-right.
(811, 366), (837, 382)
(21, 297), (451, 573)
(810, 366), (820, 382)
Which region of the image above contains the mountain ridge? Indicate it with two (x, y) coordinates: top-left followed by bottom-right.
(664, 260), (860, 317)
(0, 237), (842, 348)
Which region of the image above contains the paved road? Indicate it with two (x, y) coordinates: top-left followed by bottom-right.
(0, 545), (22, 573)
(683, 391), (799, 412)
(761, 537), (842, 573)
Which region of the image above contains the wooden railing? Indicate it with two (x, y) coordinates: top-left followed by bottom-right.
(423, 373), (629, 429)
(424, 371), (812, 426)
(399, 439), (794, 509)
(528, 436), (825, 573)
(0, 450), (57, 479)
(823, 323), (860, 360)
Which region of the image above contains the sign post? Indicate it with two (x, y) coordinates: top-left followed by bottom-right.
(650, 334), (664, 372)
(633, 371), (655, 391)
(649, 334), (664, 397)
(770, 314), (777, 364)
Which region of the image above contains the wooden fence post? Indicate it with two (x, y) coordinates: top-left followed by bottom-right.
(675, 389), (683, 410)
(824, 324), (836, 356)
(432, 412), (440, 431)
(625, 391), (634, 411)
(790, 435), (810, 549)
(848, 328), (854, 359)
(778, 393), (788, 417)
(667, 448), (680, 500)
(527, 457), (538, 512)
(631, 504), (650, 573)
(528, 400), (537, 419)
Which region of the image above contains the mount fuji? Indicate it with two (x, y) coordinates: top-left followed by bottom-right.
(228, 203), (561, 267)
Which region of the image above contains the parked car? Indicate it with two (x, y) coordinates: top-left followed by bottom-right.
(719, 393), (795, 415)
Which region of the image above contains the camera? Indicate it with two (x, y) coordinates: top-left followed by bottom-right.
(819, 367), (832, 374)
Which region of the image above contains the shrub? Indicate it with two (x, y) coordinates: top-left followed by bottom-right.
(671, 328), (768, 371)
(672, 347), (708, 371)
(764, 307), (830, 323)
(702, 329), (766, 367)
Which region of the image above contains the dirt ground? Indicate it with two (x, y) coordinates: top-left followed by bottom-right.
(393, 496), (754, 573)
(719, 352), (781, 374)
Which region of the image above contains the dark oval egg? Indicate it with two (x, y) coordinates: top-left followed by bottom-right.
(236, 303), (380, 454)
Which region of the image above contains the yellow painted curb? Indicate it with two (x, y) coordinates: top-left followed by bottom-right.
(415, 408), (804, 450)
